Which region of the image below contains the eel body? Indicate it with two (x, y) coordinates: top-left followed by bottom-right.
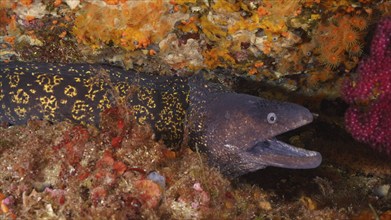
(0, 62), (322, 177)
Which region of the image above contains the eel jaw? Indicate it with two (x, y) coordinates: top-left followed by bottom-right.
(245, 138), (322, 170)
(217, 138), (322, 178)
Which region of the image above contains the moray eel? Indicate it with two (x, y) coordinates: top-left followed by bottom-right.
(0, 62), (322, 177)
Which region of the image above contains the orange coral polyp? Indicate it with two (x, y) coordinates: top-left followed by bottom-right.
(349, 43), (363, 55)
(314, 13), (367, 70)
(323, 52), (342, 69)
(344, 30), (359, 48)
(349, 16), (368, 30)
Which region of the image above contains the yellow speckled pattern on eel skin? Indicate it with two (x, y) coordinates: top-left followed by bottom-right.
(0, 62), (189, 148)
(0, 62), (323, 177)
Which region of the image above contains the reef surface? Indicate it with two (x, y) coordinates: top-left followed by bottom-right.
(0, 0), (390, 219)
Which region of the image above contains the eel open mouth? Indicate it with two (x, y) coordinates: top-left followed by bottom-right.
(247, 138), (322, 169)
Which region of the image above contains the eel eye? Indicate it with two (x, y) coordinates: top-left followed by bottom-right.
(267, 112), (277, 124)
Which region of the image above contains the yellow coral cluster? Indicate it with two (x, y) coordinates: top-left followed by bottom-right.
(198, 0), (317, 74)
(73, 0), (179, 51)
(2, 0), (386, 97)
(195, 0), (262, 69)
(314, 13), (368, 69)
(203, 47), (235, 69)
(257, 0), (303, 38)
(175, 0), (318, 75)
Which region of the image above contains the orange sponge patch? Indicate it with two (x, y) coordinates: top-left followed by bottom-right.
(73, 1), (177, 51)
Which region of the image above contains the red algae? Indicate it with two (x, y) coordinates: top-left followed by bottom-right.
(2, 113), (388, 219)
(0, 106), (272, 219)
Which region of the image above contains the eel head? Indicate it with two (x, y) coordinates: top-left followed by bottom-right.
(197, 92), (322, 177)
